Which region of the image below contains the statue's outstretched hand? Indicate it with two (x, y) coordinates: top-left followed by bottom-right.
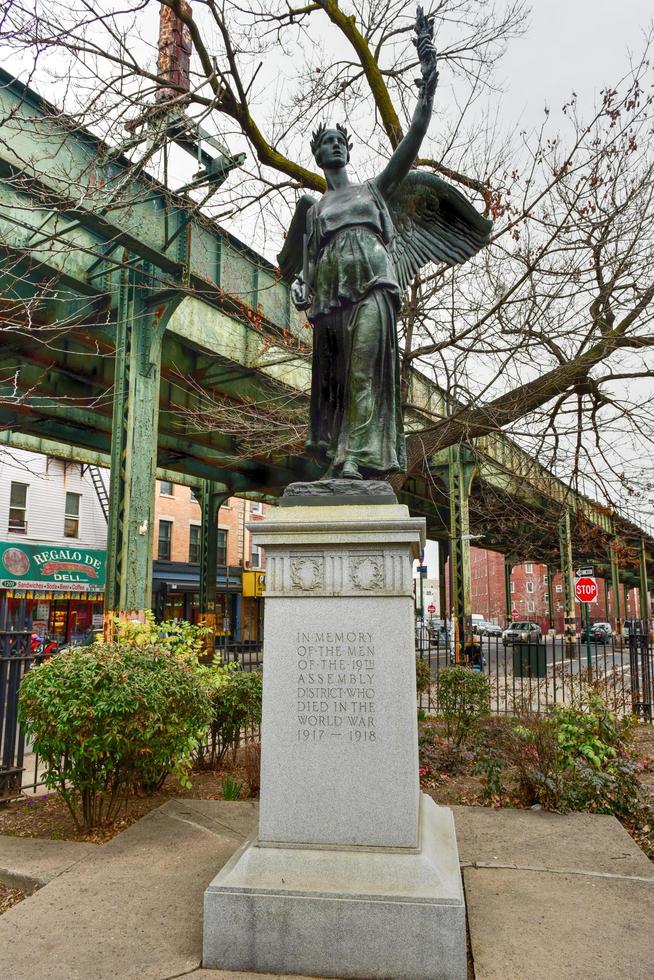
(413, 5), (438, 104)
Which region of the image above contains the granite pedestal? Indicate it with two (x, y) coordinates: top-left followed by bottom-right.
(203, 496), (466, 979)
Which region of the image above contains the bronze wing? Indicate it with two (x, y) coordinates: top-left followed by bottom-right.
(387, 171), (492, 291)
(276, 193), (318, 284)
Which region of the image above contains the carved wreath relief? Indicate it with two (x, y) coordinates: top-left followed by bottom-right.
(290, 556), (324, 591)
(349, 554), (384, 591)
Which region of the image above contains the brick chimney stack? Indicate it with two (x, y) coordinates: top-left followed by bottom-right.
(156, 2), (192, 103)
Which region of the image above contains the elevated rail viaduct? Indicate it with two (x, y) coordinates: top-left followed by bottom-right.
(0, 68), (652, 646)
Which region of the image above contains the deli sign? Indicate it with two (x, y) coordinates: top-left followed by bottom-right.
(0, 542), (106, 592)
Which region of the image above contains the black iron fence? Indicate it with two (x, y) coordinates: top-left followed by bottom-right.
(0, 630), (44, 799)
(417, 630), (654, 722)
(0, 631), (265, 802)
(216, 638), (263, 672)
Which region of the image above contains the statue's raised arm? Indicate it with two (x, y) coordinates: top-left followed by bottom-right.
(375, 6), (439, 199)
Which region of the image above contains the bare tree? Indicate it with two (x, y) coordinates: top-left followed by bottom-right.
(1, 1), (653, 521)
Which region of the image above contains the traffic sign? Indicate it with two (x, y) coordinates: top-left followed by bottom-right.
(427, 603), (436, 614)
(574, 576), (598, 603)
(575, 565), (594, 579)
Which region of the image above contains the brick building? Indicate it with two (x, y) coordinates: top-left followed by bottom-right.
(152, 481), (267, 642)
(469, 546), (641, 633)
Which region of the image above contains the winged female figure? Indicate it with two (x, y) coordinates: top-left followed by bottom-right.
(278, 7), (492, 481)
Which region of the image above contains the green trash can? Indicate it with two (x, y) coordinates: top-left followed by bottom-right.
(513, 642), (546, 677)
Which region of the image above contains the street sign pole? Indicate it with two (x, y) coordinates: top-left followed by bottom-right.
(585, 602), (592, 673)
(574, 567), (596, 675)
(419, 548), (425, 622)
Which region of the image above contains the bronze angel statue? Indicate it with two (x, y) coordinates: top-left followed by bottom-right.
(278, 7), (492, 481)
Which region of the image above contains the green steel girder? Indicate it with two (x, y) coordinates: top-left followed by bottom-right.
(198, 483), (231, 624)
(2, 63), (654, 601)
(0, 430), (227, 491)
(0, 344), (314, 487)
(0, 68), (306, 343)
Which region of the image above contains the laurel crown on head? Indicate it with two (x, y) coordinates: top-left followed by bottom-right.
(310, 122), (353, 158)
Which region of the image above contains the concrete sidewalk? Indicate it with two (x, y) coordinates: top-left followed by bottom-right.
(0, 800), (652, 979)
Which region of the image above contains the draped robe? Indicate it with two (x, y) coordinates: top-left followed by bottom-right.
(304, 180), (407, 477)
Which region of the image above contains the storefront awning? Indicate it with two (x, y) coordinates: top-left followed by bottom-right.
(152, 561), (243, 593)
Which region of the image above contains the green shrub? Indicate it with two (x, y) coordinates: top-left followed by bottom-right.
(436, 665), (490, 746)
(473, 693), (654, 841)
(106, 611), (211, 662)
(19, 643), (213, 830)
(195, 662), (263, 767)
(415, 656), (432, 695)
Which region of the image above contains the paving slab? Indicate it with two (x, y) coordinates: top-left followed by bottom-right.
(451, 805), (654, 877)
(464, 868), (654, 980)
(455, 806), (654, 980)
(0, 835), (97, 891)
(0, 800), (652, 980)
(0, 799), (258, 980)
(186, 972), (315, 979)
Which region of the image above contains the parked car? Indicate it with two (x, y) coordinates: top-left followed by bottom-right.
(622, 619), (645, 639)
(589, 623), (612, 643)
(588, 623), (612, 643)
(477, 621), (503, 638)
(502, 622), (542, 646)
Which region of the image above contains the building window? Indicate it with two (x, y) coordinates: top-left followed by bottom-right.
(526, 581), (534, 593)
(189, 525), (200, 563)
(555, 584), (563, 593)
(8, 482), (28, 533)
(510, 581), (515, 593)
(64, 492), (81, 538)
(217, 529), (228, 566)
(158, 520), (172, 560)
(251, 542), (262, 568)
(190, 487), (200, 503)
(525, 563), (533, 574)
(159, 481), (174, 496)
(250, 500), (263, 515)
(526, 600), (535, 613)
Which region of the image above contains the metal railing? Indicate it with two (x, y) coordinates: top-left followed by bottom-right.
(0, 630), (45, 798)
(217, 638), (263, 672)
(417, 631), (654, 722)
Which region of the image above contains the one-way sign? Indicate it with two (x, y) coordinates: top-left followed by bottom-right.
(575, 565), (594, 578)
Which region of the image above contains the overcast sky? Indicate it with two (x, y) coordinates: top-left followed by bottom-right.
(498, 0), (652, 123)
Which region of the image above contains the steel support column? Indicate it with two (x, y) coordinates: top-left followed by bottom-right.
(559, 510), (576, 646)
(105, 267), (182, 628)
(546, 566), (555, 633)
(437, 539), (449, 624)
(639, 538), (650, 628)
(199, 483), (231, 643)
(504, 558), (513, 628)
(610, 544), (622, 636)
(447, 446), (476, 661)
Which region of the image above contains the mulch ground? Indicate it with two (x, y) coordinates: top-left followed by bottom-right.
(0, 765), (252, 845)
(1, 723), (652, 850)
(0, 883), (28, 915)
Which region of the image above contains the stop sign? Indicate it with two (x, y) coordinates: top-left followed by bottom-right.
(574, 576), (598, 603)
